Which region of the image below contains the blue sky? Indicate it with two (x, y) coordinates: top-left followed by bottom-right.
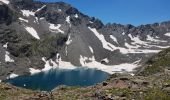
(36, 0), (170, 26)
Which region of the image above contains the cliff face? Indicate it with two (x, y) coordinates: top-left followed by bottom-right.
(0, 0), (170, 80)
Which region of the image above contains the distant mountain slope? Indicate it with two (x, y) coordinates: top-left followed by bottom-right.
(138, 47), (170, 75)
(0, 0), (170, 80)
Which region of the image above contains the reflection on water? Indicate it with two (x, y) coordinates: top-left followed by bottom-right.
(6, 68), (109, 91)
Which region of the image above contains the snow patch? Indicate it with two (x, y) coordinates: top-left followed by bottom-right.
(144, 45), (170, 49)
(29, 68), (41, 75)
(88, 27), (117, 51)
(19, 17), (28, 23)
(101, 58), (109, 63)
(66, 16), (71, 27)
(79, 55), (88, 66)
(122, 32), (125, 35)
(65, 35), (72, 55)
(34, 17), (39, 23)
(146, 35), (166, 42)
(49, 24), (64, 33)
(79, 55), (138, 74)
(165, 33), (170, 37)
(128, 34), (147, 45)
(58, 60), (76, 69)
(89, 21), (93, 23)
(110, 35), (119, 44)
(25, 26), (40, 39)
(88, 27), (160, 54)
(74, 14), (78, 18)
(66, 35), (72, 45)
(5, 51), (14, 62)
(21, 10), (35, 17)
(35, 5), (46, 12)
(56, 53), (75, 69)
(7, 73), (18, 79)
(58, 9), (62, 12)
(125, 43), (140, 49)
(89, 46), (94, 54)
(0, 0), (9, 4)
(3, 42), (8, 48)
(42, 57), (57, 71)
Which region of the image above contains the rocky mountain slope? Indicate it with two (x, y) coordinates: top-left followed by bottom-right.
(1, 47), (170, 100)
(0, 0), (170, 80)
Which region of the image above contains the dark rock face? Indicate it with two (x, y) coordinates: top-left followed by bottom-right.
(0, 4), (15, 25)
(0, 0), (170, 80)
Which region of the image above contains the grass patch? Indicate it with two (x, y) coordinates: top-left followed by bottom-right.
(140, 48), (170, 75)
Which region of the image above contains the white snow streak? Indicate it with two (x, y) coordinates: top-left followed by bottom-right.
(66, 16), (71, 27)
(0, 0), (9, 4)
(110, 35), (119, 44)
(79, 55), (138, 74)
(66, 35), (72, 45)
(122, 32), (125, 35)
(25, 26), (40, 39)
(101, 58), (109, 63)
(88, 27), (117, 51)
(125, 43), (140, 49)
(19, 17), (28, 23)
(21, 10), (35, 17)
(35, 5), (46, 12)
(58, 60), (76, 69)
(58, 9), (62, 12)
(29, 68), (41, 75)
(7, 73), (18, 79)
(21, 5), (46, 17)
(89, 27), (161, 54)
(5, 51), (14, 62)
(49, 24), (64, 33)
(42, 57), (56, 71)
(146, 35), (166, 42)
(65, 35), (72, 56)
(74, 14), (78, 18)
(89, 21), (93, 23)
(89, 46), (94, 54)
(128, 34), (147, 45)
(3, 42), (8, 48)
(165, 33), (170, 37)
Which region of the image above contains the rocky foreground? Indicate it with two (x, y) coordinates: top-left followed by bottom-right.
(1, 71), (170, 100)
(1, 48), (170, 100)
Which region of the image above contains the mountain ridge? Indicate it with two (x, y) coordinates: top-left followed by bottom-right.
(0, 0), (170, 80)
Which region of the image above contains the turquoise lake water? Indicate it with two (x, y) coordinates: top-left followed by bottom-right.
(6, 68), (109, 91)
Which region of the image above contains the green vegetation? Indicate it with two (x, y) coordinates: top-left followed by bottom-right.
(106, 88), (132, 98)
(140, 48), (170, 75)
(30, 33), (67, 57)
(144, 88), (170, 100)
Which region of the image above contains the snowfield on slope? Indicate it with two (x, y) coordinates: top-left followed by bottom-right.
(5, 51), (14, 62)
(89, 27), (161, 54)
(21, 10), (35, 17)
(0, 0), (9, 4)
(165, 32), (170, 37)
(25, 26), (40, 39)
(7, 73), (18, 79)
(49, 24), (64, 33)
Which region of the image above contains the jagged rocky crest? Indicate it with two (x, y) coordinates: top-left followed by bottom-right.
(0, 0), (170, 80)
